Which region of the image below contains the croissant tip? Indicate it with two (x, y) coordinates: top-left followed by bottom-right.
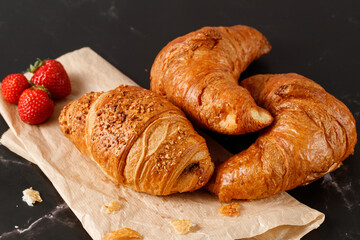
(250, 109), (273, 125)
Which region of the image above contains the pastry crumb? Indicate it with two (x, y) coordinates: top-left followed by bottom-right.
(218, 202), (240, 217)
(22, 187), (42, 207)
(101, 200), (122, 214)
(101, 228), (143, 240)
(169, 219), (193, 235)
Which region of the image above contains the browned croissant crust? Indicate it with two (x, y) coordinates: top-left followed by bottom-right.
(59, 85), (214, 195)
(207, 73), (357, 202)
(150, 25), (273, 135)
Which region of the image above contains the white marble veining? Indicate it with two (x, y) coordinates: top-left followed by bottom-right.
(102, 0), (119, 20)
(128, 26), (147, 38)
(97, 0), (147, 39)
(340, 94), (360, 122)
(341, 93), (360, 106)
(0, 203), (70, 239)
(0, 155), (32, 167)
(321, 174), (355, 211)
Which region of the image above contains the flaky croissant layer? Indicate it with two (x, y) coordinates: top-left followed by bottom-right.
(207, 73), (357, 202)
(151, 25), (273, 135)
(59, 85), (214, 195)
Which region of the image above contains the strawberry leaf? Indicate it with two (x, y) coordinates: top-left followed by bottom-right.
(27, 58), (48, 73)
(31, 84), (52, 99)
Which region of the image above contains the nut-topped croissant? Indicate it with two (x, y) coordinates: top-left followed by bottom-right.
(150, 25), (273, 135)
(59, 85), (214, 195)
(207, 73), (357, 202)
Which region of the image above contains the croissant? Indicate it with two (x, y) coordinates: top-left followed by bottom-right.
(207, 73), (357, 202)
(59, 85), (214, 195)
(150, 25), (273, 135)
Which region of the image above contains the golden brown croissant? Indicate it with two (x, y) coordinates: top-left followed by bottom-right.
(59, 85), (214, 195)
(150, 25), (273, 135)
(207, 73), (357, 202)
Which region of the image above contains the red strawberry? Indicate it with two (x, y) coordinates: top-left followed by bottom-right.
(18, 86), (54, 124)
(1, 74), (30, 104)
(28, 58), (71, 100)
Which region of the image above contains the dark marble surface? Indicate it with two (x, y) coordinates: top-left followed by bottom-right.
(0, 0), (359, 239)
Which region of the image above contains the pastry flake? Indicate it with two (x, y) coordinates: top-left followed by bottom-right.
(101, 200), (122, 215)
(101, 228), (143, 240)
(169, 219), (193, 235)
(218, 202), (240, 217)
(22, 187), (42, 206)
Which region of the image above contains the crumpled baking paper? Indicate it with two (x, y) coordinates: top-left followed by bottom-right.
(0, 47), (324, 240)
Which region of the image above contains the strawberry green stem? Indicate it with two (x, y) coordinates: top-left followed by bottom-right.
(27, 58), (48, 73)
(30, 83), (52, 98)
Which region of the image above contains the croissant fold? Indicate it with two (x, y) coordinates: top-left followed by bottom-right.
(150, 25), (273, 135)
(206, 73), (357, 202)
(59, 85), (214, 195)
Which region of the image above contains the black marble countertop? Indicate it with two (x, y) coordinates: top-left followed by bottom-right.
(0, 1), (359, 239)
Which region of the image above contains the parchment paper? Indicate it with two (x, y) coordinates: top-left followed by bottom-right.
(0, 47), (324, 240)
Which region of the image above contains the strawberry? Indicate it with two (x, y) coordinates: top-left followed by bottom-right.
(28, 58), (71, 100)
(1, 74), (30, 104)
(18, 86), (54, 124)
